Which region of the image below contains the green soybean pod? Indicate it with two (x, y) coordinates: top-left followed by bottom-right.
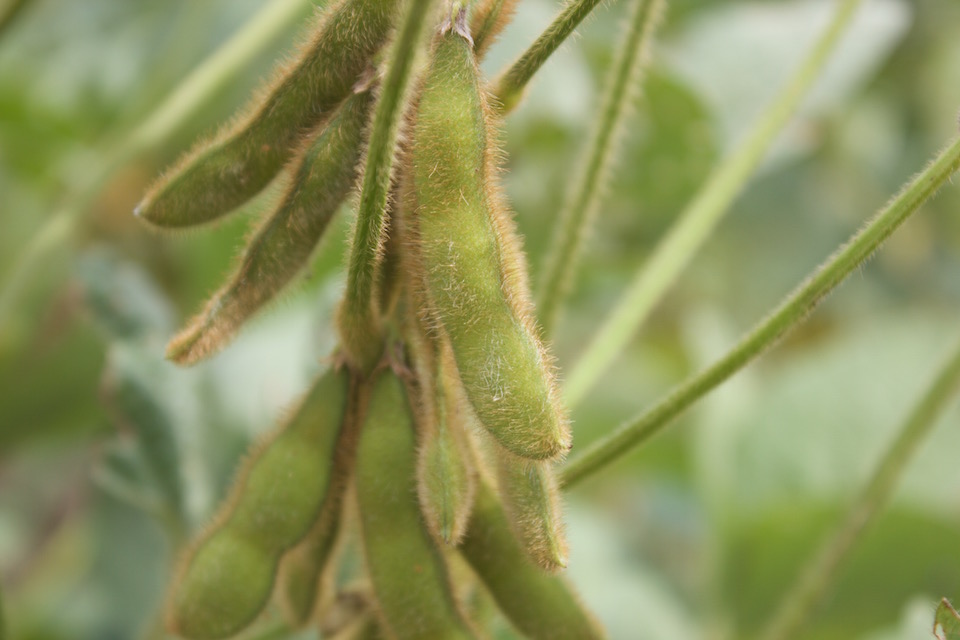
(276, 379), (367, 627)
(417, 345), (478, 545)
(460, 482), (605, 640)
(495, 455), (568, 572)
(167, 368), (351, 640)
(407, 14), (569, 461)
(167, 89), (375, 365)
(136, 0), (397, 228)
(355, 371), (479, 640)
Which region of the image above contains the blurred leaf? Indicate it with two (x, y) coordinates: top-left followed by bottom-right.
(662, 0), (911, 164)
(935, 599), (960, 640)
(567, 502), (704, 640)
(75, 248), (174, 343)
(726, 505), (960, 638)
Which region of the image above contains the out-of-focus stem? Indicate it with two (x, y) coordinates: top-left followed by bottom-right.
(757, 338), (960, 640)
(536, 0), (666, 337)
(561, 135), (960, 488)
(563, 0), (864, 408)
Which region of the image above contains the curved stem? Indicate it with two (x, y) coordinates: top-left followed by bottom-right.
(563, 0), (863, 408)
(339, 0), (435, 372)
(561, 135), (960, 489)
(757, 337), (960, 640)
(536, 0), (666, 337)
(491, 0), (609, 112)
(0, 0), (314, 334)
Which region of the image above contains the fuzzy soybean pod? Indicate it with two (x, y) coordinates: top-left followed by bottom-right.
(276, 373), (365, 627)
(407, 18), (570, 461)
(167, 368), (351, 640)
(355, 370), (479, 640)
(417, 344), (478, 545)
(136, 0), (397, 228)
(495, 454), (568, 572)
(460, 482), (605, 640)
(168, 89), (376, 365)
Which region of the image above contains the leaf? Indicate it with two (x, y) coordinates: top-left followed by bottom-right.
(935, 599), (960, 640)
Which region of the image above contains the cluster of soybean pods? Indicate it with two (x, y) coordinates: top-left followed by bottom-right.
(135, 0), (605, 637)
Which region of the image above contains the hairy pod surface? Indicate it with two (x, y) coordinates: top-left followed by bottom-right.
(136, 0), (397, 228)
(277, 377), (368, 626)
(495, 455), (568, 571)
(460, 483), (604, 640)
(406, 22), (569, 461)
(167, 368), (351, 639)
(355, 370), (478, 639)
(416, 344), (478, 545)
(168, 90), (376, 365)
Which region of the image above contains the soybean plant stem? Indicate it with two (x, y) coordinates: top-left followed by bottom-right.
(492, 0), (609, 112)
(757, 338), (960, 640)
(561, 135), (960, 489)
(536, 0), (666, 337)
(564, 0), (863, 408)
(340, 0), (434, 372)
(0, 0), (314, 333)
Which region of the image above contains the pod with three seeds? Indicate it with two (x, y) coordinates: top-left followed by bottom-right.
(355, 369), (479, 639)
(166, 368), (352, 639)
(405, 12), (570, 461)
(137, 0), (397, 228)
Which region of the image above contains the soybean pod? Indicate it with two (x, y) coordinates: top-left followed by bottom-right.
(495, 454), (568, 572)
(460, 482), (605, 640)
(276, 376), (368, 627)
(416, 342), (478, 545)
(168, 90), (375, 365)
(167, 368), (353, 640)
(136, 0), (397, 228)
(405, 12), (569, 461)
(355, 370), (479, 639)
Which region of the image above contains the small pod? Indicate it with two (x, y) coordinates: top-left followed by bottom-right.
(495, 454), (568, 572)
(166, 368), (351, 640)
(355, 370), (479, 639)
(136, 0), (397, 228)
(167, 90), (375, 365)
(460, 482), (605, 640)
(405, 16), (569, 461)
(416, 344), (478, 545)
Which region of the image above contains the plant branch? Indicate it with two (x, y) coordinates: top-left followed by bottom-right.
(757, 336), (960, 640)
(0, 0), (315, 335)
(563, 0), (863, 408)
(492, 0), (609, 112)
(561, 135), (960, 489)
(338, 0), (435, 373)
(536, 0), (666, 337)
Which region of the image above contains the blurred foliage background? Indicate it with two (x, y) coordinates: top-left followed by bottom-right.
(1, 0), (959, 638)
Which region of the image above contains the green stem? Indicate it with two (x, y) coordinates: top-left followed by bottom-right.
(561, 135), (960, 489)
(492, 0), (609, 112)
(339, 0), (435, 372)
(536, 0), (666, 337)
(757, 337), (960, 640)
(0, 0), (314, 334)
(563, 0), (863, 408)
